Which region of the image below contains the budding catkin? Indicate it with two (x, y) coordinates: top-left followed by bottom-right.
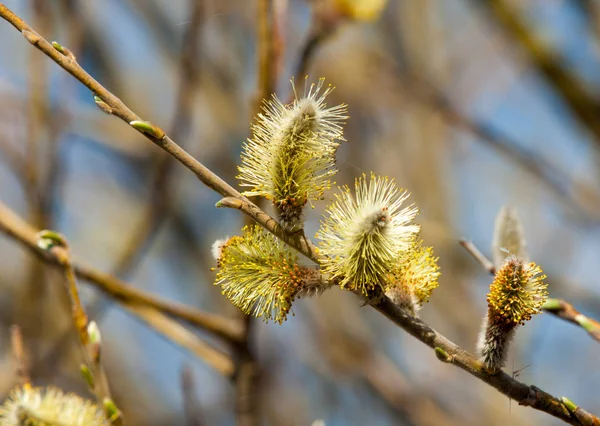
(237, 78), (347, 231)
(476, 256), (547, 371)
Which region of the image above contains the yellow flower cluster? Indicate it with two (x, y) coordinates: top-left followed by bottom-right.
(317, 173), (438, 306)
(215, 226), (315, 323)
(220, 80), (441, 322)
(487, 256), (548, 326)
(391, 243), (440, 307)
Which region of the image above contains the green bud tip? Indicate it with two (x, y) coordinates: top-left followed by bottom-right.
(129, 120), (166, 139)
(51, 41), (76, 60)
(87, 321), (102, 345)
(103, 398), (121, 421)
(94, 95), (113, 114)
(80, 364), (95, 389)
(36, 230), (68, 250)
(51, 41), (65, 53)
(434, 347), (452, 362)
(561, 396), (578, 413)
(574, 315), (600, 335)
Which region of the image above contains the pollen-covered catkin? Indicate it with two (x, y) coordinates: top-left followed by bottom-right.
(213, 226), (330, 323)
(238, 78), (347, 231)
(317, 173), (420, 296)
(385, 242), (440, 315)
(476, 256), (547, 371)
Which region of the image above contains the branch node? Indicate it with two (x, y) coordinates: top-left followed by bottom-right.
(129, 120), (166, 139)
(36, 229), (68, 251)
(21, 29), (40, 45)
(216, 197), (243, 209)
(434, 347), (453, 363)
(51, 40), (76, 60)
(561, 396), (578, 413)
(519, 386), (539, 407)
(80, 364), (95, 390)
(94, 95), (113, 114)
(103, 397), (122, 423)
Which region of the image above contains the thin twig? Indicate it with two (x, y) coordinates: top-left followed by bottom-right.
(1, 5), (597, 424)
(459, 239), (496, 275)
(36, 231), (122, 425)
(233, 315), (258, 426)
(35, 230), (233, 379)
(0, 200), (243, 343)
(181, 364), (203, 426)
(257, 0), (275, 105)
(460, 238), (600, 345)
(10, 324), (30, 387)
(124, 303), (234, 377)
(542, 299), (600, 343)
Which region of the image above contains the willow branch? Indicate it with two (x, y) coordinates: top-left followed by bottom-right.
(1, 5), (597, 424)
(0, 200), (243, 343)
(0, 4), (319, 264)
(373, 298), (598, 426)
(460, 238), (600, 344)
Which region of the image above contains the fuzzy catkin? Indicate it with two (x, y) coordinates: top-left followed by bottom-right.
(213, 226), (331, 323)
(0, 386), (109, 426)
(317, 173), (420, 295)
(238, 79), (347, 231)
(476, 315), (516, 371)
(476, 257), (547, 371)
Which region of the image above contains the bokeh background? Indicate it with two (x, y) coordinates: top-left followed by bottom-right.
(0, 0), (599, 425)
